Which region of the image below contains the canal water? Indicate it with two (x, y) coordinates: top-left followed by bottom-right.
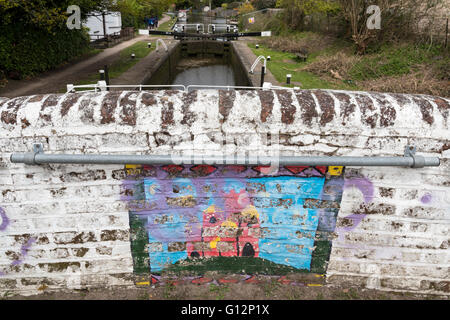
(172, 14), (240, 87)
(144, 13), (250, 88)
(171, 57), (237, 87)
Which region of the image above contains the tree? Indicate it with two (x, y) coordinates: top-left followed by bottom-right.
(337, 0), (444, 54)
(251, 0), (277, 11)
(276, 0), (339, 30)
(237, 2), (255, 15)
(0, 0), (109, 31)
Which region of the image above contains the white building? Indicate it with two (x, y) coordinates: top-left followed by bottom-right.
(84, 12), (122, 40)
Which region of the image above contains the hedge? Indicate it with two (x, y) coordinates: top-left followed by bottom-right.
(0, 24), (91, 79)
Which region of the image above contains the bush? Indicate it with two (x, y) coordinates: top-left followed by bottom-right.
(252, 0), (277, 10)
(0, 24), (91, 79)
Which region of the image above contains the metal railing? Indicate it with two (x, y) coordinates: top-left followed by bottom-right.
(89, 28), (135, 48)
(66, 83), (301, 93)
(66, 84), (186, 93)
(155, 39), (168, 52)
(10, 144), (440, 168)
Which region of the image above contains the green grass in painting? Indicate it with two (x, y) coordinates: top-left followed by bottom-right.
(310, 240), (333, 274)
(157, 256), (309, 276)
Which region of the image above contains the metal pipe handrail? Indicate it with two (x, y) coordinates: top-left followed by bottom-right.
(66, 84), (186, 93)
(155, 38), (168, 52)
(66, 83), (302, 93)
(10, 144), (440, 168)
(250, 56), (267, 74)
(185, 85), (300, 91)
(186, 85), (265, 91)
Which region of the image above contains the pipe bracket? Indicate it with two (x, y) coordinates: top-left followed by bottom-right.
(404, 145), (425, 168)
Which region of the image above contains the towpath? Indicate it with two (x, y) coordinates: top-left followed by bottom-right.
(0, 15), (172, 98)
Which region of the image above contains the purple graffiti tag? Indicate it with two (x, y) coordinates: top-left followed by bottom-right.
(421, 193), (432, 204)
(336, 176), (374, 244)
(0, 207), (10, 231)
(344, 177), (374, 203)
(0, 237), (36, 276)
(339, 213), (366, 233)
(10, 238), (36, 266)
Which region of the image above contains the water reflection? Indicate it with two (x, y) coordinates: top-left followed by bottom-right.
(172, 62), (235, 87)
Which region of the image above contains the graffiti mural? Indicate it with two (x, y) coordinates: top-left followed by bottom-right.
(122, 164), (346, 277)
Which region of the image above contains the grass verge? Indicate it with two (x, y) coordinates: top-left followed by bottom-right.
(158, 16), (177, 32)
(248, 42), (355, 90)
(72, 41), (155, 90)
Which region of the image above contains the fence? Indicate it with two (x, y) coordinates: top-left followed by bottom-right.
(89, 27), (135, 49)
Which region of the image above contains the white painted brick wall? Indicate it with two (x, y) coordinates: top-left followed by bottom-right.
(0, 89), (449, 296)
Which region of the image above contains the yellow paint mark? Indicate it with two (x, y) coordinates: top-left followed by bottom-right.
(221, 220), (237, 228)
(136, 281), (150, 286)
(126, 164), (141, 169)
(205, 205), (219, 214)
(307, 284), (323, 287)
(328, 166), (343, 176)
(315, 274), (325, 278)
(241, 205), (259, 218)
(126, 164), (142, 175)
(210, 237), (221, 249)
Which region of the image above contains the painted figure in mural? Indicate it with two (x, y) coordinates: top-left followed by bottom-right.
(124, 164), (345, 275)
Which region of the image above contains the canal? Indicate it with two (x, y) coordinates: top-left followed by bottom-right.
(143, 13), (248, 89)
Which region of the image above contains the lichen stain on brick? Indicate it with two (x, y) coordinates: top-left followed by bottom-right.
(101, 92), (121, 124)
(164, 90), (179, 97)
(334, 92), (355, 125)
(412, 97), (434, 125)
(60, 170), (106, 182)
(354, 94), (378, 128)
(120, 92), (137, 125)
(53, 231), (96, 245)
(180, 90), (197, 125)
(60, 93), (83, 117)
(39, 262), (81, 273)
(27, 95), (46, 103)
(257, 90), (274, 123)
(41, 94), (60, 111)
(50, 187), (67, 197)
(379, 187), (395, 198)
(337, 218), (354, 228)
(73, 248), (89, 257)
(78, 96), (95, 123)
(1, 96), (27, 125)
(355, 203), (395, 215)
(141, 92), (157, 106)
(372, 93), (396, 127)
(96, 247), (112, 255)
(432, 97), (449, 120)
(276, 90), (296, 124)
(21, 118), (30, 129)
(313, 90), (335, 126)
(161, 100), (175, 129)
(100, 229), (129, 241)
(295, 91), (318, 126)
(218, 90), (236, 123)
